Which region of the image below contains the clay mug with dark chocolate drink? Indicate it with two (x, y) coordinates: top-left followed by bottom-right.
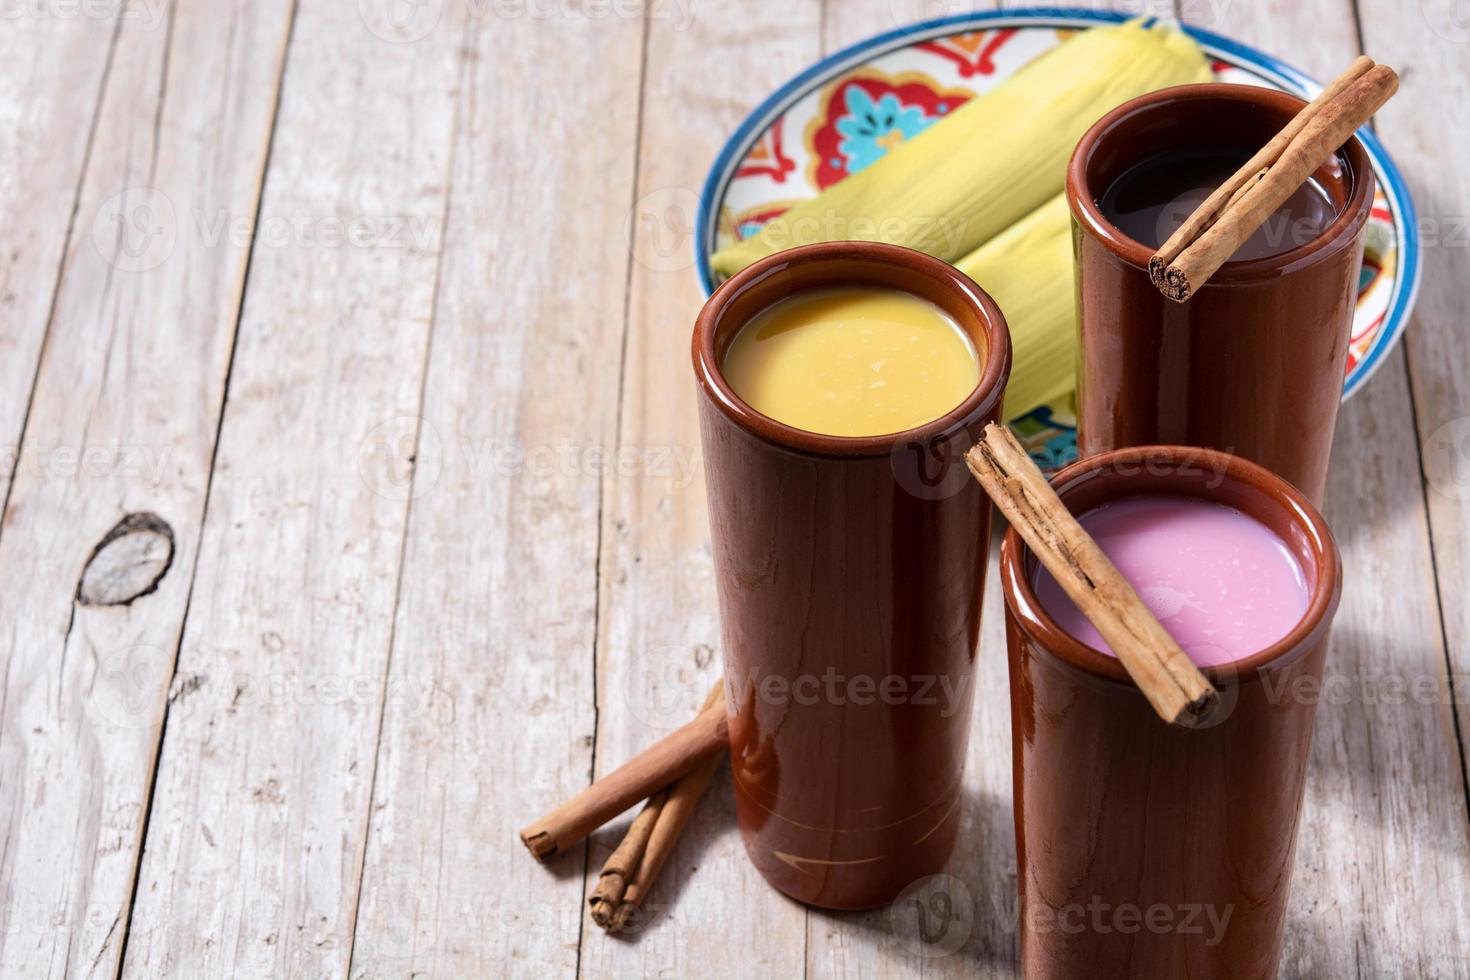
(1067, 83), (1374, 504)
(1001, 445), (1342, 979)
(692, 241), (1011, 909)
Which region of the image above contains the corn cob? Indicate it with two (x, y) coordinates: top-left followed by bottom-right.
(953, 194), (1074, 420)
(709, 19), (1211, 280)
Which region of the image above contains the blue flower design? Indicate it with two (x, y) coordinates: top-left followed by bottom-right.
(835, 88), (936, 174)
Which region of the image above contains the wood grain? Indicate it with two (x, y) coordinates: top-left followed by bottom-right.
(0, 2), (293, 977)
(1179, 3), (1470, 977)
(0, 9), (119, 497)
(1357, 0), (1470, 802)
(575, 1), (823, 976)
(0, 0), (1463, 974)
(343, 9), (644, 973)
(119, 1), (465, 974)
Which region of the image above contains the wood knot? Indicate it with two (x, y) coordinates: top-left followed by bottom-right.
(76, 512), (176, 607)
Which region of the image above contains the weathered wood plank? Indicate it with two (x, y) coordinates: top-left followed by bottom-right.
(345, 9), (644, 977)
(576, 2), (825, 976)
(119, 1), (468, 975)
(1358, 0), (1470, 799)
(0, 2), (1458, 977)
(0, 10), (120, 490)
(823, 0), (929, 50)
(0, 2), (294, 977)
(1179, 4), (1470, 977)
(1299, 356), (1470, 980)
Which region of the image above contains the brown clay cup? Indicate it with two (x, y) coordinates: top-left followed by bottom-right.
(1067, 84), (1374, 505)
(1001, 445), (1343, 979)
(692, 242), (1011, 909)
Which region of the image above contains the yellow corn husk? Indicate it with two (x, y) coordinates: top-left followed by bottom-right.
(954, 194), (1074, 420)
(709, 19), (1210, 281)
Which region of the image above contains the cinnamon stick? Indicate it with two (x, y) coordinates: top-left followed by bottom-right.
(587, 682), (726, 927)
(587, 789), (668, 927)
(966, 424), (1218, 727)
(1148, 55), (1374, 289)
(520, 679), (727, 862)
(604, 739), (725, 933)
(1152, 59), (1398, 301)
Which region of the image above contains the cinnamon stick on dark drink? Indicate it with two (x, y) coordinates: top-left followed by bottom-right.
(1150, 58), (1398, 301)
(520, 680), (727, 862)
(967, 424), (1218, 727)
(1147, 55), (1373, 287)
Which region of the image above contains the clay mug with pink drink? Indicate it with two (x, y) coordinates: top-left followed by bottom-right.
(1001, 445), (1342, 980)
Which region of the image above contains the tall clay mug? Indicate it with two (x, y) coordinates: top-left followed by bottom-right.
(1068, 84), (1374, 504)
(1001, 446), (1342, 979)
(692, 242), (1012, 909)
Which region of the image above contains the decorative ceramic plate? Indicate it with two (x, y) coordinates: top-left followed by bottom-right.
(695, 8), (1420, 467)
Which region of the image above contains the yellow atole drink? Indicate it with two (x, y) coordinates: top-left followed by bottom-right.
(720, 286), (980, 438)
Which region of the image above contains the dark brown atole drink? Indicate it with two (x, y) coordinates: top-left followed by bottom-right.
(1067, 84), (1373, 505)
(1099, 147), (1340, 260)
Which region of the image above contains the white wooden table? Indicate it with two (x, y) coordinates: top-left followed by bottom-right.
(1, 0), (1467, 976)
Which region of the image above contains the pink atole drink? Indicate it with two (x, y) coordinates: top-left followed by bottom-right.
(1031, 494), (1310, 667)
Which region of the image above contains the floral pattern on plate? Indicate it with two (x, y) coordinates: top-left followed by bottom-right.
(697, 10), (1420, 467)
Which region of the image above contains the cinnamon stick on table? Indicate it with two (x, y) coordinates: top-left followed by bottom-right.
(588, 681), (726, 929)
(519, 679), (727, 862)
(966, 424), (1218, 727)
(1150, 58), (1398, 302)
(587, 789), (668, 928)
(603, 738), (725, 933)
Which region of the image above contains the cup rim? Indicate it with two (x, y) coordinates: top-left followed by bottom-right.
(1065, 82), (1374, 282)
(1000, 445), (1343, 685)
(691, 241), (1012, 459)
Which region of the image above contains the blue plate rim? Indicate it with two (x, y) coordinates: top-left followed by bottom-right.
(693, 6), (1421, 402)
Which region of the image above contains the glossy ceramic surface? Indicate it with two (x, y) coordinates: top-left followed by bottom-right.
(1001, 446), (1342, 979)
(693, 242), (1011, 908)
(1069, 84), (1372, 505)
